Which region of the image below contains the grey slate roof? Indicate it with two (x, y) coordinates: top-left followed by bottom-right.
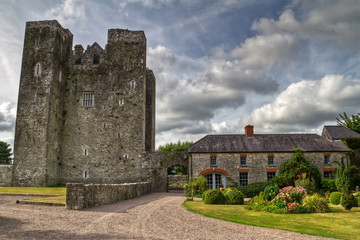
(322, 126), (360, 140)
(188, 134), (350, 153)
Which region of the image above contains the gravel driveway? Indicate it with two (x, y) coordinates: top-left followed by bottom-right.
(0, 193), (334, 240)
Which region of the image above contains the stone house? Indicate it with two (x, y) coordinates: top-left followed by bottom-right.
(188, 125), (350, 189)
(322, 125), (360, 141)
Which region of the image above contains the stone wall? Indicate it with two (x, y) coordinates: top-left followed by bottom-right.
(0, 165), (13, 186)
(66, 182), (151, 210)
(143, 151), (189, 192)
(168, 175), (188, 190)
(190, 152), (348, 187)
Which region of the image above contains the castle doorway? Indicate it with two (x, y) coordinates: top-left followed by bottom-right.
(167, 165), (188, 191)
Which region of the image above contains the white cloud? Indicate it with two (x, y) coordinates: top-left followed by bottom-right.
(252, 0), (360, 48)
(242, 75), (360, 133)
(45, 0), (86, 26)
(0, 102), (16, 132)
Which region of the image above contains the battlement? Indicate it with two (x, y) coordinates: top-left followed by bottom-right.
(107, 29), (146, 44)
(25, 20), (73, 38)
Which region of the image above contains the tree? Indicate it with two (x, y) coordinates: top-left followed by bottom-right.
(0, 140), (12, 164)
(336, 112), (360, 133)
(156, 141), (193, 153)
(279, 148), (322, 190)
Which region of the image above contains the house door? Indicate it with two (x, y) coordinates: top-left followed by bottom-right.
(204, 173), (226, 189)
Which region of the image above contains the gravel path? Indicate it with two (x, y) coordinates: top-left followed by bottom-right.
(0, 193), (334, 240)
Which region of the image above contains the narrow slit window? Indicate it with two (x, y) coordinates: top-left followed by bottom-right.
(33, 93), (37, 103)
(83, 170), (89, 179)
(83, 148), (88, 156)
(130, 80), (136, 90)
(119, 98), (125, 106)
(34, 37), (40, 48)
(123, 154), (129, 160)
(59, 71), (62, 82)
(34, 63), (41, 77)
(117, 133), (121, 139)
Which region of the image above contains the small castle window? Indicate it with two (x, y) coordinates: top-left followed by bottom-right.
(34, 37), (40, 48)
(34, 63), (41, 77)
(33, 120), (36, 126)
(117, 133), (121, 139)
(93, 54), (100, 64)
(124, 154), (129, 160)
(82, 92), (94, 107)
(102, 105), (105, 110)
(33, 93), (37, 103)
(83, 148), (88, 156)
(130, 80), (136, 90)
(59, 71), (62, 82)
(119, 98), (125, 106)
(103, 123), (106, 128)
(83, 170), (89, 179)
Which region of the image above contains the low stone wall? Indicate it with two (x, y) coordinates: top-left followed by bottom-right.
(168, 175), (188, 190)
(0, 165), (13, 186)
(66, 182), (151, 210)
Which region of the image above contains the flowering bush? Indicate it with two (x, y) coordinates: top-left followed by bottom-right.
(272, 186), (307, 208)
(295, 172), (316, 194)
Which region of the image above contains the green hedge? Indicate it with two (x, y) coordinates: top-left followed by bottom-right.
(237, 181), (268, 198)
(204, 189), (225, 204)
(224, 189), (244, 205)
(330, 192), (341, 205)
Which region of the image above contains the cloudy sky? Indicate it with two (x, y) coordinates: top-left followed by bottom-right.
(0, 0), (359, 151)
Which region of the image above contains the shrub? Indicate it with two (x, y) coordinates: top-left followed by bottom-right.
(204, 189), (225, 204)
(184, 176), (207, 199)
(238, 181), (268, 197)
(321, 178), (337, 193)
(224, 189), (244, 205)
(279, 148), (322, 190)
(263, 184), (279, 201)
(341, 193), (356, 210)
(330, 192), (341, 205)
(201, 190), (209, 200)
(302, 194), (329, 213)
(223, 187), (237, 195)
(246, 193), (269, 211)
(272, 186), (307, 206)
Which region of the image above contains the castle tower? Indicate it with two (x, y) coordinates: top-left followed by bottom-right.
(12, 21), (156, 186)
(12, 21), (73, 186)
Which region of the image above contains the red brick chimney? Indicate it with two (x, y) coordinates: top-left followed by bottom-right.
(245, 125), (254, 137)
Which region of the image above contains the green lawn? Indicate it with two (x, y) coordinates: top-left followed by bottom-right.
(0, 186), (66, 204)
(183, 200), (360, 240)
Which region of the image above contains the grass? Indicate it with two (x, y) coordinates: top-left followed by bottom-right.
(183, 200), (360, 240)
(0, 186), (66, 204)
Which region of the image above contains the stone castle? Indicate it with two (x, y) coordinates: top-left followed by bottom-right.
(11, 20), (158, 186)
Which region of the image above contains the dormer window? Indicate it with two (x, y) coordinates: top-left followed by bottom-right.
(93, 54), (100, 64)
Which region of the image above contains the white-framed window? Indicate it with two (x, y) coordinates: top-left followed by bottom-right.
(239, 172), (248, 186)
(324, 154), (331, 165)
(204, 173), (226, 189)
(240, 155), (247, 166)
(34, 63), (41, 77)
(210, 156), (217, 167)
(130, 80), (136, 90)
(268, 155), (275, 166)
(83, 170), (89, 179)
(82, 92), (94, 107)
(267, 172), (276, 181)
(83, 148), (88, 156)
(119, 98), (125, 106)
(123, 154), (129, 159)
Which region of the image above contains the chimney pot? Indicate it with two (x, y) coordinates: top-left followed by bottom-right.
(245, 125), (254, 137)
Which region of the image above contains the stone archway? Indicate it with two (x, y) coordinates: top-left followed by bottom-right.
(144, 151), (189, 192)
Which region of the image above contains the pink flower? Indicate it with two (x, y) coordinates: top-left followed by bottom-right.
(294, 208), (296, 210)
(297, 175), (300, 177)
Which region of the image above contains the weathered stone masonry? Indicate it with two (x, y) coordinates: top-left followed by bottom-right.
(11, 20), (156, 186)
